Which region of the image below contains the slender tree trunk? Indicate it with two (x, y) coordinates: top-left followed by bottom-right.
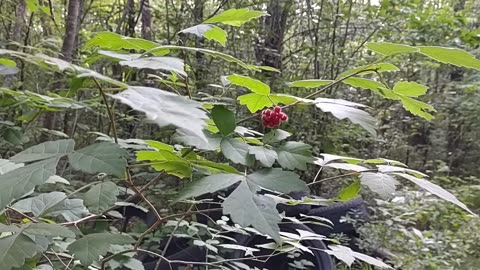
(42, 0), (82, 136)
(141, 0), (152, 40)
(4, 0), (26, 87)
(193, 0), (205, 91)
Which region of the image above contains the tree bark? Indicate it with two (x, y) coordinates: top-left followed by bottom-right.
(141, 0), (152, 40)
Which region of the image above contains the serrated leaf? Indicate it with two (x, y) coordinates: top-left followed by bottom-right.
(48, 198), (90, 222)
(237, 93), (297, 113)
(360, 172), (398, 199)
(204, 8), (267, 26)
(119, 57), (186, 77)
(0, 231), (38, 270)
(343, 77), (387, 93)
(247, 168), (308, 193)
(392, 81), (428, 97)
(367, 42), (418, 56)
(12, 192), (70, 218)
(211, 105), (236, 136)
(84, 181), (119, 214)
(84, 32), (160, 52)
(111, 86), (209, 143)
(10, 139), (75, 163)
(337, 63), (399, 78)
(24, 223), (75, 238)
(173, 130), (222, 151)
(263, 129), (291, 144)
(395, 173), (475, 215)
(67, 233), (134, 266)
(227, 74), (270, 95)
(287, 79), (333, 88)
(193, 160), (240, 174)
(176, 173), (244, 201)
(398, 95), (435, 120)
(248, 146), (277, 167)
(204, 25), (227, 46)
(315, 98), (377, 136)
(275, 142), (313, 170)
(419, 46), (480, 70)
(223, 181), (281, 241)
(220, 138), (253, 166)
(68, 142), (127, 177)
(337, 180), (361, 202)
(0, 158), (58, 210)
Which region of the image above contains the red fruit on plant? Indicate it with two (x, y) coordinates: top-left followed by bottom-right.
(274, 106), (282, 113)
(281, 114), (288, 121)
(261, 107), (288, 128)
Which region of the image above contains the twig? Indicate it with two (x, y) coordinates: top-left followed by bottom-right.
(93, 78), (118, 143)
(6, 207), (37, 223)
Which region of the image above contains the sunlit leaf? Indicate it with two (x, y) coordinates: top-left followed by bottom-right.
(119, 57), (186, 77)
(360, 172), (398, 199)
(392, 81), (428, 97)
(419, 46), (480, 70)
(227, 74), (270, 95)
(337, 180), (361, 202)
(204, 8), (267, 26)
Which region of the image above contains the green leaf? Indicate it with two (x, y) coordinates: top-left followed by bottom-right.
(366, 42), (418, 56)
(193, 160), (240, 174)
(68, 233), (134, 266)
(392, 81), (428, 97)
(419, 46), (480, 70)
(223, 181), (281, 241)
(12, 192), (71, 218)
(343, 77), (387, 93)
(26, 0), (39, 12)
(2, 127), (27, 145)
(360, 172), (398, 199)
(287, 79), (333, 88)
(337, 63), (399, 78)
(0, 231), (38, 270)
(0, 158), (58, 210)
(136, 150), (184, 162)
(275, 142), (314, 170)
(0, 58), (16, 67)
(84, 181), (119, 214)
(0, 159), (24, 174)
(84, 32), (160, 52)
(204, 8), (267, 26)
(237, 93), (297, 113)
(119, 57), (186, 76)
(227, 74), (270, 95)
(149, 161), (192, 178)
(247, 168), (308, 193)
(111, 86), (209, 143)
(220, 138), (253, 166)
(0, 64), (19, 75)
(248, 146), (278, 167)
(337, 180), (361, 202)
(263, 129), (291, 144)
(395, 173), (475, 216)
(398, 95), (435, 120)
(23, 223), (75, 238)
(10, 139), (75, 163)
(204, 25), (228, 46)
(145, 140), (174, 152)
(211, 105), (236, 136)
(315, 98), (377, 136)
(173, 130), (222, 151)
(176, 173), (244, 201)
(68, 142), (127, 177)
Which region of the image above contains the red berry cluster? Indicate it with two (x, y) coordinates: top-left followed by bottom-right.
(261, 106), (288, 128)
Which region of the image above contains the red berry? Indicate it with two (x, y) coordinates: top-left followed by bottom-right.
(281, 114), (288, 121)
(265, 110), (271, 116)
(274, 106), (282, 113)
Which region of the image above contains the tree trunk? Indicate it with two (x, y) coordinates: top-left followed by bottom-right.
(141, 0), (152, 40)
(42, 0), (82, 136)
(4, 0), (26, 88)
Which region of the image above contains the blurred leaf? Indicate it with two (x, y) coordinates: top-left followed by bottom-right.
(0, 230), (38, 270)
(360, 172), (398, 199)
(337, 180), (361, 202)
(0, 158), (58, 210)
(275, 142), (314, 170)
(204, 8), (267, 26)
(263, 129), (291, 144)
(176, 173), (244, 200)
(119, 57), (186, 77)
(367, 42), (418, 56)
(287, 79), (333, 88)
(392, 81), (428, 97)
(419, 46), (480, 70)
(223, 181), (281, 241)
(68, 233), (134, 266)
(220, 138), (253, 166)
(84, 181), (119, 214)
(343, 77), (387, 93)
(68, 142), (127, 177)
(10, 139), (74, 163)
(315, 98), (377, 136)
(247, 168), (308, 193)
(338, 63), (399, 78)
(111, 86), (209, 143)
(181, 24), (227, 46)
(227, 74), (270, 95)
(248, 146), (277, 167)
(238, 93), (297, 113)
(211, 105), (236, 136)
(84, 32), (160, 51)
(24, 223), (75, 238)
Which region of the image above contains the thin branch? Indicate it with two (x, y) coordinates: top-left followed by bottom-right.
(93, 77), (118, 143)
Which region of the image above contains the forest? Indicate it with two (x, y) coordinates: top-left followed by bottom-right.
(0, 0), (479, 269)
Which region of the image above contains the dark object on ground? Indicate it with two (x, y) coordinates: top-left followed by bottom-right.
(120, 194), (370, 269)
